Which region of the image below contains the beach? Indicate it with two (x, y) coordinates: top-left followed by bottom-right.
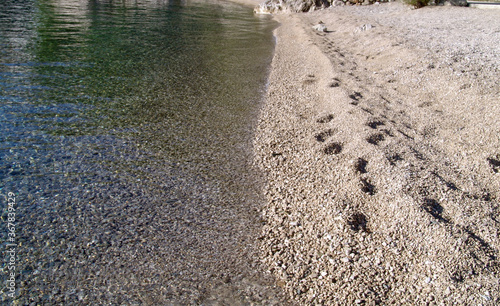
(2, 0), (499, 304)
(251, 2), (500, 304)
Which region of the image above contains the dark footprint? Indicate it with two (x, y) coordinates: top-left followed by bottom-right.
(360, 178), (376, 195)
(347, 212), (369, 232)
(421, 198), (448, 223)
(303, 74), (316, 85)
(355, 158), (368, 174)
(382, 129), (394, 137)
(367, 120), (385, 129)
(323, 142), (342, 155)
(366, 133), (385, 145)
(316, 114), (334, 124)
(487, 157), (500, 173)
(315, 129), (335, 142)
(329, 78), (341, 88)
(465, 190), (492, 202)
(450, 271), (465, 283)
(387, 153), (403, 165)
(349, 92), (363, 101)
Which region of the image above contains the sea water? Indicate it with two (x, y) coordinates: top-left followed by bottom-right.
(0, 0), (281, 303)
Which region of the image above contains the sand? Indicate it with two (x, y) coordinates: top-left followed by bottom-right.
(252, 2), (500, 304)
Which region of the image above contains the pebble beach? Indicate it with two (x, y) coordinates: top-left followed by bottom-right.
(3, 0), (499, 304)
(250, 1), (500, 304)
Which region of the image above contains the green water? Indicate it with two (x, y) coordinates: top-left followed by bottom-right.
(0, 0), (283, 303)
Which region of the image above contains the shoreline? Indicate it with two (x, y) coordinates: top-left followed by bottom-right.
(225, 0), (263, 8)
(253, 2), (500, 304)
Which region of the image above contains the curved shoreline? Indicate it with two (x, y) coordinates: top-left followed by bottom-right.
(253, 3), (500, 304)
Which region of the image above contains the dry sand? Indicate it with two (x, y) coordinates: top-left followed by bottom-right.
(253, 2), (500, 304)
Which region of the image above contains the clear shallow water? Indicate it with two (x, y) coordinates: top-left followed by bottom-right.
(0, 0), (283, 303)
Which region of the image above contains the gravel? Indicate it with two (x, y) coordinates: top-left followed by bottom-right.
(253, 2), (500, 304)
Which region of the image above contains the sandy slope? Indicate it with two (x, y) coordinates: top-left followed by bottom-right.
(253, 2), (500, 304)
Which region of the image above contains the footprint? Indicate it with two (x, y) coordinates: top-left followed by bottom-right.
(323, 142), (342, 155)
(450, 271), (465, 283)
(347, 212), (369, 232)
(316, 114), (334, 124)
(487, 157), (500, 173)
(421, 198), (448, 223)
(329, 78), (341, 88)
(354, 158), (368, 174)
(382, 129), (394, 137)
(387, 153), (403, 165)
(366, 133), (385, 145)
(303, 74), (316, 85)
(349, 92), (363, 106)
(465, 190), (492, 202)
(366, 120), (385, 129)
(360, 178), (376, 195)
(349, 91), (363, 101)
(315, 129), (335, 142)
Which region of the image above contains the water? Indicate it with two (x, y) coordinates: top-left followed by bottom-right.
(0, 0), (285, 303)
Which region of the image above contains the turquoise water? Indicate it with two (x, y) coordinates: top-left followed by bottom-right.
(0, 0), (281, 303)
